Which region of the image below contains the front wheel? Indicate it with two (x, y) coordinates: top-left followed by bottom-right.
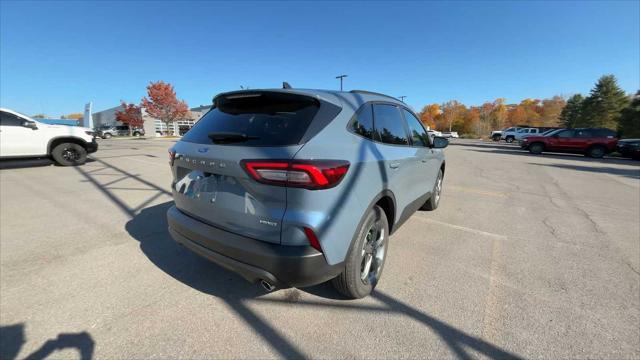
(421, 169), (443, 211)
(332, 205), (389, 299)
(505, 136), (514, 143)
(102, 133), (112, 139)
(51, 143), (87, 166)
(529, 143), (544, 155)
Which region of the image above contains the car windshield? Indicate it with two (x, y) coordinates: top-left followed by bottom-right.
(544, 129), (563, 136)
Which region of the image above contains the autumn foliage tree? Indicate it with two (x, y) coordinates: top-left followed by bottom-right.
(418, 104), (440, 129)
(141, 81), (189, 135)
(115, 101), (144, 136)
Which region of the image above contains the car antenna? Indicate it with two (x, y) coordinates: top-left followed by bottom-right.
(282, 82), (292, 89)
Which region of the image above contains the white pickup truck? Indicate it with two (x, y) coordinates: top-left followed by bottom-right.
(0, 108), (98, 166)
(492, 127), (546, 143)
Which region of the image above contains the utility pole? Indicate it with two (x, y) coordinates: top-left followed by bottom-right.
(335, 74), (348, 91)
(398, 96), (406, 102)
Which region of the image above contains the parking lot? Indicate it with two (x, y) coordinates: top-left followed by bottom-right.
(1, 138), (638, 359)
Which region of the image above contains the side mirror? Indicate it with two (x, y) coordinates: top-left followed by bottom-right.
(22, 120), (38, 130)
(432, 136), (449, 149)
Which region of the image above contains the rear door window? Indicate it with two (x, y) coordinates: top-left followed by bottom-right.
(182, 92), (320, 146)
(575, 129), (593, 138)
(402, 109), (428, 147)
(373, 104), (409, 146)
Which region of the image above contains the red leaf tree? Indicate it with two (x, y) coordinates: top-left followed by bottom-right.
(141, 81), (189, 135)
(115, 101), (144, 136)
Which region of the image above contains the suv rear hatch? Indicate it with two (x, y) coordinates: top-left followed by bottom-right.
(170, 90), (341, 244)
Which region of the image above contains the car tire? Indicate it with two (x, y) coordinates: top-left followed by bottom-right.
(332, 205), (389, 299)
(529, 143), (544, 155)
(492, 135), (501, 142)
(421, 169), (443, 211)
(505, 136), (515, 143)
(133, 131), (141, 137)
(103, 133), (112, 139)
(587, 145), (606, 158)
(51, 143), (87, 166)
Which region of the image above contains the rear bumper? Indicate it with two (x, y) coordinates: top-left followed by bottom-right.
(86, 140), (98, 153)
(166, 205), (343, 288)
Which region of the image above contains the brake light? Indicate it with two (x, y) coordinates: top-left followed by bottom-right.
(241, 160), (349, 189)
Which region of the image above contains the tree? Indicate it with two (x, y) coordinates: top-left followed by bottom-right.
(141, 81), (189, 135)
(581, 75), (629, 129)
(441, 100), (466, 132)
(115, 101), (144, 136)
(559, 94), (584, 128)
(540, 96), (566, 126)
(490, 98), (508, 130)
(618, 91), (640, 138)
(418, 104), (440, 129)
(64, 113), (84, 120)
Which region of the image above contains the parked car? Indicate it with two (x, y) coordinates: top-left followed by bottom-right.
(441, 131), (459, 139)
(519, 128), (564, 148)
(616, 139), (640, 160)
(98, 124), (145, 138)
(491, 130), (502, 141)
(428, 130), (442, 139)
(166, 89), (448, 299)
(521, 128), (618, 158)
(0, 107), (98, 166)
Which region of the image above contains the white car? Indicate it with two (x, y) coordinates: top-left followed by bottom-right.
(442, 131), (459, 139)
(0, 108), (98, 166)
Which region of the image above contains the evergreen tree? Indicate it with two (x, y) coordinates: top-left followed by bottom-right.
(581, 75), (629, 129)
(559, 94), (584, 128)
(618, 91), (640, 138)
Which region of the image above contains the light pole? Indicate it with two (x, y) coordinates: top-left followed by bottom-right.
(335, 74), (348, 91)
(398, 96), (407, 102)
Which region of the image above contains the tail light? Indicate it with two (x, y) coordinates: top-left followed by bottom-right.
(169, 149), (176, 166)
(303, 227), (322, 252)
(241, 160), (349, 190)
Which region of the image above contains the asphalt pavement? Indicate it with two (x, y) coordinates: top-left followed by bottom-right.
(1, 138), (638, 359)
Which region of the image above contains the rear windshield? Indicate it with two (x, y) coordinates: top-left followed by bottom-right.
(181, 92), (320, 146)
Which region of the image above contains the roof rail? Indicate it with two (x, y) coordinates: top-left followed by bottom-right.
(350, 90), (400, 102)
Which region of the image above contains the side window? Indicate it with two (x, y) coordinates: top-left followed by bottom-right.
(575, 129), (593, 138)
(373, 104), (409, 146)
(593, 129), (616, 138)
(0, 112), (23, 127)
(402, 109), (428, 147)
(349, 104), (375, 140)
(556, 130), (575, 138)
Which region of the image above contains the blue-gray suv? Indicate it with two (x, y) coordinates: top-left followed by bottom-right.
(167, 89), (447, 298)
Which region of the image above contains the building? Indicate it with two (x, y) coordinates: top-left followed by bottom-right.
(92, 104), (206, 136)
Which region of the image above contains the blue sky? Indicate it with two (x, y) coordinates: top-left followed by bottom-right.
(1, 1), (638, 116)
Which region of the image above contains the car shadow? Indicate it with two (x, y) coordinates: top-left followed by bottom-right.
(529, 162), (640, 179)
(454, 142), (639, 165)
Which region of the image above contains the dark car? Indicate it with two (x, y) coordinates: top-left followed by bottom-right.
(521, 128), (618, 158)
(617, 139), (640, 160)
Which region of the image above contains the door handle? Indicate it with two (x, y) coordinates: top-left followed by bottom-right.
(421, 158), (428, 163)
(389, 162), (400, 169)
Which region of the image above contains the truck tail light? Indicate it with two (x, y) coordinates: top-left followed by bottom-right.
(241, 160), (349, 190)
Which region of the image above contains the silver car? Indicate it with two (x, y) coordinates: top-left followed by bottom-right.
(167, 89), (447, 298)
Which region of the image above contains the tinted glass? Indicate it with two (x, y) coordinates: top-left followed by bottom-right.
(592, 128), (616, 137)
(373, 104), (409, 145)
(182, 93), (320, 146)
(403, 109), (428, 146)
(504, 127), (514, 131)
(0, 112), (23, 126)
(350, 104), (375, 139)
(575, 129), (593, 138)
(556, 130), (575, 138)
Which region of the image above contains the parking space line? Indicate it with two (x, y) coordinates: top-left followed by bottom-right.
(448, 185), (509, 198)
(413, 216), (508, 240)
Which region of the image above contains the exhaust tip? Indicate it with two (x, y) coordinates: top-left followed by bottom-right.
(260, 279), (276, 292)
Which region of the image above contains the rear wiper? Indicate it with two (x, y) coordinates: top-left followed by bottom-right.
(208, 132), (259, 144)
